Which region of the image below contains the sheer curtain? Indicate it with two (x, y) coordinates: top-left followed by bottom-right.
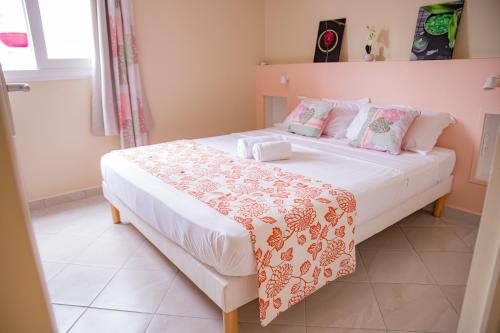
(91, 0), (153, 148)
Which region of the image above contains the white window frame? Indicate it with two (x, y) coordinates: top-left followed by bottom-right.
(4, 0), (93, 82)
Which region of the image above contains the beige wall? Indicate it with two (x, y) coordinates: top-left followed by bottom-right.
(264, 0), (500, 63)
(133, 0), (265, 144)
(10, 79), (119, 201)
(10, 0), (265, 201)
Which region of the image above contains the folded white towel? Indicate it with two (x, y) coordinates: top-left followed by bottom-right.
(237, 135), (283, 159)
(252, 141), (292, 162)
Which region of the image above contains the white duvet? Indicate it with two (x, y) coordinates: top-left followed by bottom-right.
(101, 128), (455, 276)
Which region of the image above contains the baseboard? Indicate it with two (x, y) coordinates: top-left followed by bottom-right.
(423, 203), (481, 225)
(28, 186), (103, 211)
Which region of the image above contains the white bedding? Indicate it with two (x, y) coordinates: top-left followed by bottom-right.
(101, 129), (455, 276)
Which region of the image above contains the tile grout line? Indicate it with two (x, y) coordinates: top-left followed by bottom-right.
(141, 314), (155, 333)
(59, 217), (147, 330)
(40, 197), (206, 331)
(143, 312), (155, 333)
(397, 221), (461, 317)
(40, 197), (468, 331)
(143, 270), (181, 331)
(360, 241), (389, 332)
(39, 198), (176, 330)
(40, 201), (126, 286)
(35, 203), (116, 265)
(57, 303), (226, 325)
(361, 246), (473, 254)
(397, 223), (440, 285)
(143, 311), (221, 322)
(306, 324), (389, 331)
(61, 252), (140, 331)
(54, 303), (153, 316)
(43, 262), (70, 284)
(86, 238), (147, 307)
(400, 223), (474, 254)
(358, 245), (437, 286)
(65, 306), (90, 333)
(451, 224), (477, 252)
(152, 259), (181, 315)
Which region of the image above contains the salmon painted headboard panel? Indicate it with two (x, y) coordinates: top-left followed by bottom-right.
(256, 59), (500, 215)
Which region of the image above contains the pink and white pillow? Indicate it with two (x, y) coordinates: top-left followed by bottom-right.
(348, 105), (420, 154)
(287, 100), (335, 137)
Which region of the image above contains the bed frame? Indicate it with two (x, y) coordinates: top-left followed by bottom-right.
(104, 176), (452, 333)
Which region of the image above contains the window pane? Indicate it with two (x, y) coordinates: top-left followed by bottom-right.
(0, 0), (36, 70)
(38, 0), (93, 59)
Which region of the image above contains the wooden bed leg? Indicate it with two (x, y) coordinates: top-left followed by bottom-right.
(223, 309), (238, 333)
(110, 204), (121, 224)
(433, 195), (447, 218)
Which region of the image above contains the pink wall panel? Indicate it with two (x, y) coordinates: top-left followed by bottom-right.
(256, 59), (500, 214)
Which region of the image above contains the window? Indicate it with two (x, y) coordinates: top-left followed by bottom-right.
(0, 0), (94, 81)
(37, 0), (93, 59)
(0, 0), (35, 71)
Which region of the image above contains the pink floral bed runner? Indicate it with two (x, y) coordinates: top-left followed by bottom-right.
(120, 140), (356, 326)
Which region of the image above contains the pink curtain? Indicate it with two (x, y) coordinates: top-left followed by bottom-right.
(91, 0), (152, 148)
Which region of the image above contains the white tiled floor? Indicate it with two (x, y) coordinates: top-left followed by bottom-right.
(31, 195), (477, 333)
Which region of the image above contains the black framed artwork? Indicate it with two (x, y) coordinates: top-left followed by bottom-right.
(313, 19), (346, 63)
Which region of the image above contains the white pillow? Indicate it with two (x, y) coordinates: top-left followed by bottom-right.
(321, 98), (370, 138)
(322, 97), (370, 104)
(402, 111), (456, 155)
(346, 103), (415, 140)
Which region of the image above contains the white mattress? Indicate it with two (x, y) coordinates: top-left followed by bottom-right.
(101, 129), (456, 276)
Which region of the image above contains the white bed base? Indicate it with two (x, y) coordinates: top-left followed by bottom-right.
(103, 175), (453, 333)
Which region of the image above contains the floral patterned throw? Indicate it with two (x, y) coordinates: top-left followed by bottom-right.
(120, 141), (356, 326)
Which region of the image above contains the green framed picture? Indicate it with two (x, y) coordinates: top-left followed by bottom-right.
(410, 1), (464, 60)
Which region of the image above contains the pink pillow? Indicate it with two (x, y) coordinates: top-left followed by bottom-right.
(350, 106), (420, 154)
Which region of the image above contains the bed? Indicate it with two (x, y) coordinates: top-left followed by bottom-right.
(101, 128), (455, 332)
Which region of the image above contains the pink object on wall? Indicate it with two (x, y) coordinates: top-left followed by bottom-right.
(0, 32), (28, 48)
(256, 59), (500, 215)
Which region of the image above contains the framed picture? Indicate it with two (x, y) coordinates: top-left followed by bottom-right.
(410, 1), (464, 60)
(314, 18), (346, 63)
